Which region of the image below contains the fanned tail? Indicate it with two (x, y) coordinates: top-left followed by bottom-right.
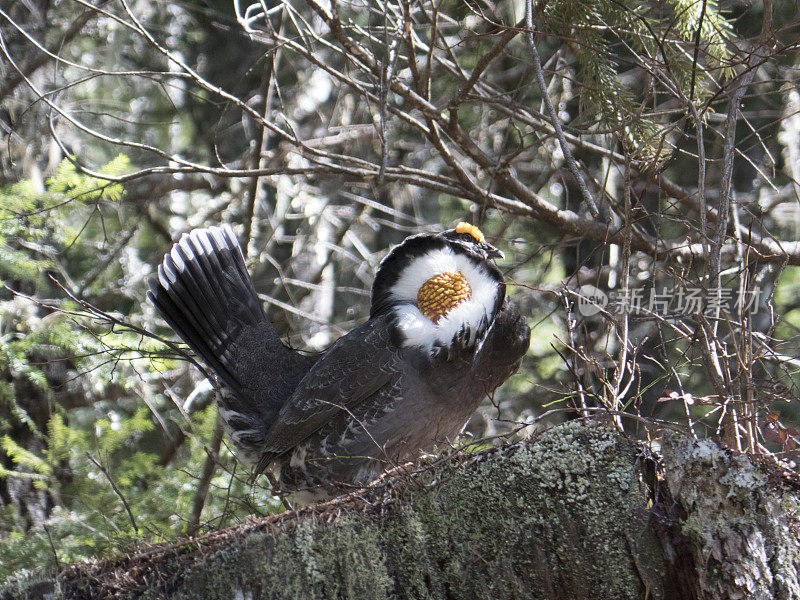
(148, 226), (314, 461)
(148, 226), (268, 395)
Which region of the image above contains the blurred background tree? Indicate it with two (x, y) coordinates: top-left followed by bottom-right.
(1, 0), (799, 577)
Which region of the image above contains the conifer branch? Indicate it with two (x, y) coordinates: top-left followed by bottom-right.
(525, 0), (599, 217)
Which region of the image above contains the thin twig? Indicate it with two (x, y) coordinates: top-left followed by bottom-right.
(86, 452), (139, 534)
(710, 58), (759, 295)
(187, 412), (225, 536)
(43, 524), (62, 572)
(524, 0), (598, 217)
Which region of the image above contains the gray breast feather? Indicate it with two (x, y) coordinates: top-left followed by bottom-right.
(278, 298), (530, 499)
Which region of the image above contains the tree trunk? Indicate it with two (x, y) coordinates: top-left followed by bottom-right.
(3, 422), (799, 599)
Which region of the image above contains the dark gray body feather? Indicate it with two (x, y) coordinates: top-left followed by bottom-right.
(150, 225), (530, 501)
(275, 301), (530, 501)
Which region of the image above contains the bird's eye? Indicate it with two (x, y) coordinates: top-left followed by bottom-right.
(455, 222), (485, 244)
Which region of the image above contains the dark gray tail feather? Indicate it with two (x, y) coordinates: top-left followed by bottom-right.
(148, 226), (315, 460)
(148, 226), (264, 396)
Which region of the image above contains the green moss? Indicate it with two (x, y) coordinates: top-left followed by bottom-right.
(8, 423), (675, 599)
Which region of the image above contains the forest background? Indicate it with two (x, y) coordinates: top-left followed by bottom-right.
(1, 0), (799, 578)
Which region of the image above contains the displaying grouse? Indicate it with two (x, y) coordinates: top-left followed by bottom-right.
(149, 223), (530, 502)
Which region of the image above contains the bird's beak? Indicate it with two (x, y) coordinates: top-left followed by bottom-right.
(484, 243), (504, 260)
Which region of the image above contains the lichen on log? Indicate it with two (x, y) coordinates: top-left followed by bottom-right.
(3, 422), (800, 600)
(662, 434), (800, 599)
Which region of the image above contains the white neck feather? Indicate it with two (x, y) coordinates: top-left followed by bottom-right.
(390, 247), (499, 352)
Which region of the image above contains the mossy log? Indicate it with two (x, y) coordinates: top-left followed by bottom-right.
(3, 422), (800, 600)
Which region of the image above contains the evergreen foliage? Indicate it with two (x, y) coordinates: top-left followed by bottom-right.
(0, 159), (281, 576)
